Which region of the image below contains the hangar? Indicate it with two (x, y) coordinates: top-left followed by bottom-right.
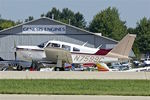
(0, 17), (134, 60)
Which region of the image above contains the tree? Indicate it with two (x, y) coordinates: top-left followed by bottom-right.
(0, 19), (15, 30)
(41, 13), (45, 17)
(127, 27), (136, 34)
(15, 20), (23, 25)
(74, 12), (86, 29)
(135, 17), (150, 54)
(45, 7), (86, 29)
(60, 8), (75, 24)
(25, 16), (34, 22)
(45, 7), (61, 20)
(89, 7), (127, 40)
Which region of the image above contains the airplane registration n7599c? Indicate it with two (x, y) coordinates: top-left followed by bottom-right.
(16, 34), (136, 69)
(72, 54), (118, 63)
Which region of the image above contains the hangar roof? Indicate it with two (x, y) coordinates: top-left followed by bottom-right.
(0, 17), (118, 42)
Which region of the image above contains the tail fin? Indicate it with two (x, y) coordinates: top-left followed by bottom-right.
(96, 63), (110, 71)
(107, 34), (136, 58)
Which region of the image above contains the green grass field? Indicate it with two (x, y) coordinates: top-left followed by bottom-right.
(0, 79), (150, 96)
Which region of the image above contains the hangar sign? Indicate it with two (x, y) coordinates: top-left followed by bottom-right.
(22, 25), (66, 34)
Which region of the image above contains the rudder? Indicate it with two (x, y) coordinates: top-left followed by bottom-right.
(107, 34), (136, 58)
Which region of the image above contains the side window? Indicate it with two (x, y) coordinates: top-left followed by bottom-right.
(73, 47), (80, 52)
(52, 43), (60, 47)
(46, 43), (52, 47)
(47, 43), (60, 48)
(38, 41), (48, 48)
(62, 45), (71, 51)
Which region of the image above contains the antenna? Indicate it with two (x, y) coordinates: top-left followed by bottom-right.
(97, 44), (102, 49)
(52, 14), (54, 19)
(82, 41), (88, 46)
(69, 19), (71, 25)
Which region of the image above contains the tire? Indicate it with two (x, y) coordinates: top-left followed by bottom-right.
(60, 67), (65, 71)
(54, 67), (65, 71)
(17, 65), (23, 71)
(55, 67), (60, 71)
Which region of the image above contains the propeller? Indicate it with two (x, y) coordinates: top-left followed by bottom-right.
(14, 40), (17, 60)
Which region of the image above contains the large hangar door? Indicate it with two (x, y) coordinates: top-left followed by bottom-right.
(0, 35), (16, 60)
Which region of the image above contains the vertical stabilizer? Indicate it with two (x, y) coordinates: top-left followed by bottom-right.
(107, 34), (136, 58)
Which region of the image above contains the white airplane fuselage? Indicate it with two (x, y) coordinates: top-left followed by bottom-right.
(16, 40), (117, 63)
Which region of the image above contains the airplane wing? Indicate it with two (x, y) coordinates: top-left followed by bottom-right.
(123, 67), (150, 72)
(44, 47), (72, 64)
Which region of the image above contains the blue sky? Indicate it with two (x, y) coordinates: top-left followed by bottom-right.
(0, 0), (150, 28)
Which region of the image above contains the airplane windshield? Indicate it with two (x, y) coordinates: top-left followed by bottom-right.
(62, 45), (71, 51)
(73, 47), (80, 52)
(38, 41), (48, 48)
(47, 43), (60, 48)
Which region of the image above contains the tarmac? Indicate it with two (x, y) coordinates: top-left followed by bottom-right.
(0, 71), (150, 80)
(0, 94), (150, 100)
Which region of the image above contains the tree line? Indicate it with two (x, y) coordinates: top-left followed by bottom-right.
(0, 7), (150, 58)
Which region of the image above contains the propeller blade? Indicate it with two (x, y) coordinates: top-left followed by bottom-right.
(14, 52), (17, 60)
(14, 40), (17, 60)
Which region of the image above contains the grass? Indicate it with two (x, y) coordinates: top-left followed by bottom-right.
(0, 79), (150, 96)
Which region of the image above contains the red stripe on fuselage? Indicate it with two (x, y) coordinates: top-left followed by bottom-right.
(95, 49), (111, 55)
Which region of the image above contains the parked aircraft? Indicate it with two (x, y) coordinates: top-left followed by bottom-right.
(16, 34), (136, 71)
(0, 57), (31, 71)
(97, 62), (150, 72)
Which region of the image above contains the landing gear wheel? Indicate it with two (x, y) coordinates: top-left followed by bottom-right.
(17, 65), (23, 71)
(55, 67), (60, 71)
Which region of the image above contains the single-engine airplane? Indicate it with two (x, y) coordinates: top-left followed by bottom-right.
(16, 34), (136, 71)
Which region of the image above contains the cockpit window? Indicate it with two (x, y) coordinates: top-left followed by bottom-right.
(38, 41), (48, 48)
(62, 45), (71, 51)
(47, 43), (60, 48)
(73, 47), (80, 52)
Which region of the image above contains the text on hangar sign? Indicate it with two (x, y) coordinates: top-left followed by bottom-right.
(22, 25), (66, 33)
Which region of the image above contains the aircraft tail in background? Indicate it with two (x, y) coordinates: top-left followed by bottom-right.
(96, 63), (110, 71)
